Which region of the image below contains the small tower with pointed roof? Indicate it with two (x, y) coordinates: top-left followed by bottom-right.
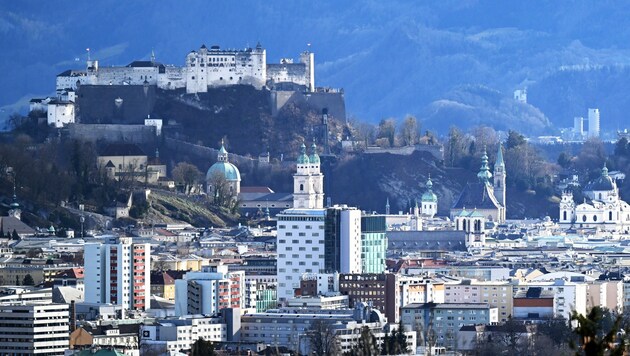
(493, 143), (506, 208)
(8, 181), (21, 221)
(385, 198), (390, 215)
(421, 175), (438, 218)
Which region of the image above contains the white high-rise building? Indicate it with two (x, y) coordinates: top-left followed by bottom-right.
(85, 237), (151, 311)
(277, 145), (361, 301)
(174, 264), (245, 316)
(574, 116), (585, 138)
(0, 302), (69, 355)
(588, 108), (600, 138)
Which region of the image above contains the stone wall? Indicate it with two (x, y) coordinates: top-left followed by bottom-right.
(270, 89), (346, 121)
(65, 123), (156, 144)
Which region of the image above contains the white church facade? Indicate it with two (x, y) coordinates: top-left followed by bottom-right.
(559, 165), (630, 233)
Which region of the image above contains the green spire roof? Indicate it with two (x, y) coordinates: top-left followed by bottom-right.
(297, 143), (310, 164)
(477, 147), (493, 183)
(602, 163), (609, 177)
(495, 143), (505, 167)
(309, 143), (320, 164)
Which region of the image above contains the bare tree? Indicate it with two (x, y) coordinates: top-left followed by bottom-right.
(377, 118), (396, 147)
(172, 162), (202, 195)
(400, 115), (420, 146)
(308, 320), (340, 356)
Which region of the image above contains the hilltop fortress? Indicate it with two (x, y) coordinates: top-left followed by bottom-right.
(56, 43), (315, 94)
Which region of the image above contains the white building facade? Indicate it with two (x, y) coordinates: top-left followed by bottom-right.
(84, 237), (151, 311)
(174, 264), (244, 316)
(559, 165), (630, 233)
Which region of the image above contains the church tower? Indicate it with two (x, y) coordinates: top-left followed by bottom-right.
(421, 175), (438, 218)
(493, 143), (506, 207)
(293, 143), (324, 209)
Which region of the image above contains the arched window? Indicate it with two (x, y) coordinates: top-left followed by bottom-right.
(462, 219), (467, 231)
(563, 211), (567, 221)
(609, 211), (613, 221)
(599, 193), (602, 200)
(582, 215), (587, 222)
(593, 215), (597, 222)
(300, 184), (304, 192)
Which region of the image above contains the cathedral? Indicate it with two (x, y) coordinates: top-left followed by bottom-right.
(206, 141), (241, 198)
(450, 145), (506, 223)
(559, 164), (630, 233)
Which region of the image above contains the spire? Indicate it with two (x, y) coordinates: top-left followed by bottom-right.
(477, 146), (493, 184)
(495, 143), (505, 168)
(426, 174), (433, 190)
(151, 49), (156, 63)
(10, 180), (19, 209)
(386, 198), (390, 215)
(602, 162), (609, 177)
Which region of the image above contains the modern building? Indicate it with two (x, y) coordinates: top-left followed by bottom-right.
(277, 205), (361, 301)
(174, 264), (244, 316)
(241, 304), (416, 355)
(401, 302), (498, 350)
(338, 273), (445, 323)
(444, 280), (514, 323)
(0, 302), (69, 355)
(140, 316), (228, 354)
(361, 215), (387, 274)
(84, 237), (151, 311)
(588, 108), (600, 138)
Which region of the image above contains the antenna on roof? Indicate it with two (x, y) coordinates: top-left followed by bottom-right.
(151, 49), (156, 63)
(86, 48), (91, 61)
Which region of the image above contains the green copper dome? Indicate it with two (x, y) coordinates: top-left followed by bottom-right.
(207, 162), (241, 181)
(422, 176), (437, 202)
(207, 141), (241, 181)
(297, 143), (310, 164)
(309, 143), (320, 164)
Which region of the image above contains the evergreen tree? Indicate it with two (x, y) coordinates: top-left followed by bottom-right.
(22, 274), (34, 286)
(11, 229), (19, 240)
(191, 337), (216, 356)
(570, 306), (624, 356)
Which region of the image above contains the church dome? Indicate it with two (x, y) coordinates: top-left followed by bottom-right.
(206, 162), (241, 181)
(585, 164), (615, 191)
(422, 177), (437, 202)
(206, 141), (241, 182)
(422, 191), (438, 203)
